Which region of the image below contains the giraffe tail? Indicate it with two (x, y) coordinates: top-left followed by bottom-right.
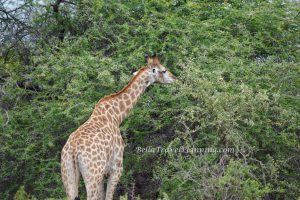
(61, 150), (80, 200)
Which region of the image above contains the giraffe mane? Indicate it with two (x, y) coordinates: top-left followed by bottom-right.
(97, 67), (147, 104)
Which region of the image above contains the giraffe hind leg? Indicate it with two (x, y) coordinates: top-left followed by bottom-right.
(61, 151), (80, 200)
(78, 154), (105, 200)
(105, 167), (122, 200)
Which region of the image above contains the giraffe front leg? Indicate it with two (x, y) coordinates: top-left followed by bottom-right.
(105, 165), (123, 200)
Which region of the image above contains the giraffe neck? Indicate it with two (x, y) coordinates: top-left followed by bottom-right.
(95, 67), (152, 126)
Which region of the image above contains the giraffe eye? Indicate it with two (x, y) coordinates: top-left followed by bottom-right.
(162, 70), (167, 73)
(152, 68), (156, 73)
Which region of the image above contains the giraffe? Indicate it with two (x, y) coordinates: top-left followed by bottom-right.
(61, 55), (176, 200)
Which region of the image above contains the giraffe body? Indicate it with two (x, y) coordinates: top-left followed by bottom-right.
(61, 56), (176, 200)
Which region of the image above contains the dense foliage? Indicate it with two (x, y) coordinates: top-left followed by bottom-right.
(0, 0), (299, 199)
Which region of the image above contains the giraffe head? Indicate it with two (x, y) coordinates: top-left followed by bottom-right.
(134, 54), (176, 84)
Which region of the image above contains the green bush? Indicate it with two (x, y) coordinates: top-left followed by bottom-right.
(0, 0), (299, 199)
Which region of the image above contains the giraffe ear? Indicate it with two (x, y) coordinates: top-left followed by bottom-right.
(132, 71), (138, 76)
(131, 68), (138, 76)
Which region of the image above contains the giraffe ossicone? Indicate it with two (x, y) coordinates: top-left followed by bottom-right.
(61, 55), (176, 200)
